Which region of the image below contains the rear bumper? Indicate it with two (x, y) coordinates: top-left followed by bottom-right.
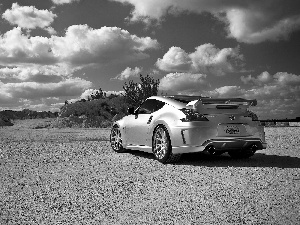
(202, 138), (267, 150)
(172, 138), (267, 154)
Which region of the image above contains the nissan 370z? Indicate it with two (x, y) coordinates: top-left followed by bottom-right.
(110, 95), (267, 163)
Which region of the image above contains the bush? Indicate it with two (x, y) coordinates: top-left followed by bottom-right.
(60, 97), (127, 117)
(52, 115), (113, 128)
(56, 95), (129, 128)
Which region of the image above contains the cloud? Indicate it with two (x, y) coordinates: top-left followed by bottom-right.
(51, 0), (79, 5)
(0, 96), (66, 112)
(45, 27), (57, 35)
(225, 8), (300, 44)
(0, 77), (92, 102)
(0, 81), (12, 104)
(112, 0), (300, 43)
(204, 85), (245, 98)
(241, 71), (272, 85)
(0, 25), (158, 111)
(2, 3), (57, 34)
(0, 27), (57, 66)
(207, 72), (300, 101)
(156, 47), (191, 72)
(105, 90), (125, 96)
(18, 97), (63, 112)
(273, 72), (300, 86)
(149, 69), (160, 76)
(79, 89), (99, 100)
(0, 66), (69, 82)
(113, 66), (142, 80)
(203, 71), (300, 119)
(0, 25), (158, 71)
(241, 71), (300, 87)
(51, 25), (159, 66)
(159, 73), (207, 93)
(80, 89), (124, 99)
(156, 44), (243, 76)
(67, 89), (124, 103)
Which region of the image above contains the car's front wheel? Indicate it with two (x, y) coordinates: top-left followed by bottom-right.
(110, 126), (126, 153)
(152, 125), (181, 164)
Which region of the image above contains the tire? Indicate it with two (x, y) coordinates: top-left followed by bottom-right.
(152, 125), (181, 164)
(110, 126), (126, 153)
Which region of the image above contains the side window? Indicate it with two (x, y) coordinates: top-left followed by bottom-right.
(155, 100), (165, 111)
(138, 99), (157, 114)
(138, 99), (165, 114)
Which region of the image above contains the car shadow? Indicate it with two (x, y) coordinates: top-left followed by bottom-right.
(125, 149), (155, 160)
(126, 150), (300, 169)
(179, 152), (300, 169)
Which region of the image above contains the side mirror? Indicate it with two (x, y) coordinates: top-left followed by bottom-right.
(127, 107), (135, 115)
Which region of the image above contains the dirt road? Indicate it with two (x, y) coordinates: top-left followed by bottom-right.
(1, 122), (300, 224)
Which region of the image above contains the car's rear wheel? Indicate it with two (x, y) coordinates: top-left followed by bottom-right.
(110, 126), (126, 153)
(152, 125), (181, 163)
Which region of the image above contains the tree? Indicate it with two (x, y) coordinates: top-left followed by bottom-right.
(123, 74), (159, 107)
(90, 88), (106, 100)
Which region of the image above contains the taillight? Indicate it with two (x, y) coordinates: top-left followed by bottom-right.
(180, 108), (209, 122)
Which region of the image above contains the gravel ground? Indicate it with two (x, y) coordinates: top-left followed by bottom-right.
(1, 121), (300, 224)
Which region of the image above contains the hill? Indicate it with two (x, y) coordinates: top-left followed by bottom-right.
(54, 95), (128, 128)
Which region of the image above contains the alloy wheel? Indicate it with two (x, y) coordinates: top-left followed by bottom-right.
(153, 127), (169, 160)
(110, 127), (123, 152)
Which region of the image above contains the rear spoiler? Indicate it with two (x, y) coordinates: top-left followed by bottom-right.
(166, 95), (257, 106)
(200, 98), (257, 106)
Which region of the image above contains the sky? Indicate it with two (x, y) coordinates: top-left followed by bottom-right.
(0, 0), (300, 119)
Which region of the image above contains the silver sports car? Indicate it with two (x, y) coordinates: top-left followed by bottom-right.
(110, 95), (267, 163)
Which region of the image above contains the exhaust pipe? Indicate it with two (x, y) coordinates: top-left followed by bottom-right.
(247, 144), (258, 154)
(205, 146), (217, 155)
